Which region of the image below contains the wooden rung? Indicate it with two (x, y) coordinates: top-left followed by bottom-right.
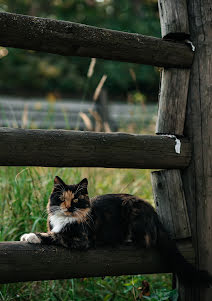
(0, 12), (193, 68)
(0, 242), (194, 284)
(0, 128), (191, 168)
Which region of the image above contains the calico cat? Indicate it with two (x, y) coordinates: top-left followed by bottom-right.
(20, 176), (212, 287)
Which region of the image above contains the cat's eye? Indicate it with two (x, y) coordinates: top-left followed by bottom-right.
(73, 199), (78, 203)
(59, 195), (65, 201)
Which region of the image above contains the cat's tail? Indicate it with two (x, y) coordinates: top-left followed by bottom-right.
(157, 224), (212, 288)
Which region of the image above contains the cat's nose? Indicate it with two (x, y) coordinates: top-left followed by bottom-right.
(67, 207), (74, 212)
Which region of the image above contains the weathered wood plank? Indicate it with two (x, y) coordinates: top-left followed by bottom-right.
(158, 0), (190, 39)
(151, 169), (191, 240)
(177, 238), (195, 264)
(181, 0), (212, 299)
(157, 2), (192, 297)
(151, 168), (194, 297)
(0, 128), (191, 168)
(0, 242), (194, 284)
(156, 68), (190, 136)
(0, 12), (193, 68)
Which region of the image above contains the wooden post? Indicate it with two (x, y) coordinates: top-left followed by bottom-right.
(156, 68), (190, 135)
(158, 0), (190, 39)
(151, 170), (191, 240)
(157, 0), (192, 136)
(156, 2), (195, 299)
(181, 0), (212, 300)
(151, 170), (194, 290)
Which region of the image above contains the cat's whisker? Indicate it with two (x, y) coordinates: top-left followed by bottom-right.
(54, 184), (66, 195)
(48, 206), (61, 215)
(75, 187), (84, 195)
(86, 212), (94, 224)
(74, 211), (86, 232)
(54, 183), (65, 190)
(75, 186), (80, 193)
(84, 217), (94, 231)
(75, 183), (87, 195)
(74, 185), (83, 194)
(77, 212), (88, 232)
(85, 215), (92, 224)
(75, 209), (94, 230)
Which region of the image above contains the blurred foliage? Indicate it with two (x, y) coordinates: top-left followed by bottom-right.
(0, 0), (160, 100)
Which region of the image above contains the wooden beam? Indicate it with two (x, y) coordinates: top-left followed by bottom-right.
(0, 12), (193, 68)
(158, 0), (190, 39)
(0, 128), (191, 168)
(156, 68), (190, 136)
(0, 242), (194, 284)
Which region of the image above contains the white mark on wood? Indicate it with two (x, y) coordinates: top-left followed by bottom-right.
(162, 135), (181, 154)
(185, 40), (195, 52)
(175, 138), (181, 154)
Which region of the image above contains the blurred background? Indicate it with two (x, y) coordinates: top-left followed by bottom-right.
(0, 0), (160, 133)
(0, 1), (177, 301)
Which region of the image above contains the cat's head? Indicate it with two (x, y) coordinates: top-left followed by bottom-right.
(48, 176), (90, 218)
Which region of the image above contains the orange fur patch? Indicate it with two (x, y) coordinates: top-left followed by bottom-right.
(144, 234), (151, 248)
(72, 208), (91, 223)
(60, 191), (75, 211)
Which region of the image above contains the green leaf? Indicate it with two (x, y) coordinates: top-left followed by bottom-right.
(103, 294), (112, 301)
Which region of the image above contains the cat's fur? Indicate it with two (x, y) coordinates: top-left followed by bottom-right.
(20, 176), (212, 287)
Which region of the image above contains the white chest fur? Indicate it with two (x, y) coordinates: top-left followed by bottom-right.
(49, 212), (77, 233)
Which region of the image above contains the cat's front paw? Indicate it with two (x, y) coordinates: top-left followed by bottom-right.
(20, 233), (41, 244)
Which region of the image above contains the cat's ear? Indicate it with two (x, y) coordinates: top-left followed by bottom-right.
(78, 178), (88, 189)
(54, 176), (66, 188)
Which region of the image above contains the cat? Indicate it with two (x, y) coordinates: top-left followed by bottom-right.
(20, 176), (212, 287)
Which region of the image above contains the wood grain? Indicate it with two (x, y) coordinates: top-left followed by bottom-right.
(156, 68), (190, 136)
(0, 242), (194, 284)
(158, 0), (190, 39)
(151, 169), (191, 240)
(181, 0), (212, 299)
(0, 128), (191, 168)
(0, 12), (193, 68)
